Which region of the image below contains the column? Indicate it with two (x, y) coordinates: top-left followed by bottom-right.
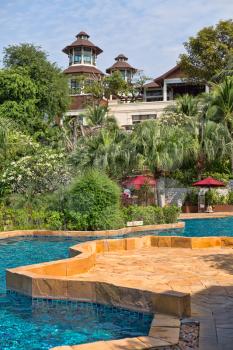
(143, 87), (147, 102)
(81, 47), (84, 64)
(205, 85), (210, 93)
(163, 81), (167, 101)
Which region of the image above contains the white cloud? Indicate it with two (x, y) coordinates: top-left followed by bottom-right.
(0, 0), (233, 77)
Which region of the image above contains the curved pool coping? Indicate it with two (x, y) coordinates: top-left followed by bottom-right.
(6, 232), (190, 350)
(2, 217), (233, 349)
(0, 221), (184, 240)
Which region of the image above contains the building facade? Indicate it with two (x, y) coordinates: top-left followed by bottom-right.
(106, 54), (137, 82)
(143, 65), (208, 102)
(63, 32), (208, 128)
(63, 31), (104, 111)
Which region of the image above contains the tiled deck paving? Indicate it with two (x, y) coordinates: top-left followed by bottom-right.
(74, 247), (233, 350)
(4, 219), (233, 350)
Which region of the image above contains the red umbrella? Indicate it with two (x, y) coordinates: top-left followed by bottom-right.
(123, 175), (156, 190)
(193, 176), (225, 188)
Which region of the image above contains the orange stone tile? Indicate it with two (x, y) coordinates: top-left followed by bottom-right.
(221, 237), (233, 248)
(150, 236), (159, 247)
(105, 238), (126, 252)
(67, 280), (96, 301)
(66, 254), (95, 276)
(191, 237), (221, 249)
(171, 236), (192, 248)
(32, 277), (68, 298)
(107, 337), (146, 349)
(137, 336), (174, 347)
(72, 341), (109, 349)
(158, 236), (172, 247)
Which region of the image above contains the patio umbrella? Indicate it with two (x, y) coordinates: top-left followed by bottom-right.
(193, 176), (225, 188)
(192, 176), (225, 211)
(123, 175), (156, 190)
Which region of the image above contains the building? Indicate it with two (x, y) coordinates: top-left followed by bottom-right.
(106, 54), (137, 82)
(63, 32), (209, 128)
(143, 64), (208, 102)
(63, 31), (104, 111)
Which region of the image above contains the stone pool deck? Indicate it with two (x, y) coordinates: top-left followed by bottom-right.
(3, 216), (233, 349)
(6, 235), (233, 349)
(180, 211), (233, 219)
(77, 246), (233, 349)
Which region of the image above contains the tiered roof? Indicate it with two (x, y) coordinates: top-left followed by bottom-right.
(106, 54), (137, 74)
(63, 31), (103, 55)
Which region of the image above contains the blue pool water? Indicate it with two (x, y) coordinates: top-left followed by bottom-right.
(138, 217), (233, 238)
(0, 237), (152, 350)
(181, 217), (233, 237)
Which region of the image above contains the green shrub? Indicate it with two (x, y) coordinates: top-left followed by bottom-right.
(65, 169), (124, 230)
(0, 204), (63, 231)
(123, 205), (180, 225)
(205, 189), (227, 205)
(228, 191), (233, 205)
(123, 205), (161, 225)
(184, 189), (198, 205)
(163, 205), (181, 224)
(65, 211), (89, 231)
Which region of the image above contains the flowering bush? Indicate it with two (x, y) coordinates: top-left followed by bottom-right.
(1, 148), (70, 194)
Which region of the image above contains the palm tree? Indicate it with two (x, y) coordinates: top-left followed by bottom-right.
(208, 77), (233, 171)
(70, 128), (138, 180)
(133, 120), (193, 205)
(85, 105), (108, 127)
(164, 94), (199, 117)
(212, 55), (233, 82)
(0, 118), (8, 161)
(193, 119), (231, 176)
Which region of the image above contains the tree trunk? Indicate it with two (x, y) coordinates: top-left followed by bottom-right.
(157, 177), (166, 207)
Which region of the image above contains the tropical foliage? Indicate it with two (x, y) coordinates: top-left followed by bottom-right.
(180, 19), (233, 82)
(1, 20), (233, 231)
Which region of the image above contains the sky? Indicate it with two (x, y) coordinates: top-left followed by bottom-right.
(0, 0), (233, 78)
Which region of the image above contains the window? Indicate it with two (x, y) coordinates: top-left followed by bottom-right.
(132, 114), (157, 124)
(69, 54), (73, 65)
(83, 49), (92, 64)
(83, 55), (91, 64)
(70, 79), (81, 94)
(119, 70), (125, 78)
(145, 89), (163, 102)
(74, 49), (82, 63)
(74, 54), (81, 63)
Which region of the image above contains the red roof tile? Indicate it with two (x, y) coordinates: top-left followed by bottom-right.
(76, 31), (89, 38)
(144, 81), (160, 88)
(63, 65), (104, 75)
(154, 64), (184, 83)
(63, 37), (103, 55)
(106, 61), (137, 74)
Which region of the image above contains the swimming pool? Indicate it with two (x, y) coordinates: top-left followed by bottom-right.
(135, 216), (233, 238)
(0, 237), (152, 350)
(181, 217), (233, 237)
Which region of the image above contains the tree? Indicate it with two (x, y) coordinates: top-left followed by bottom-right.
(70, 127), (138, 180)
(208, 77), (233, 171)
(3, 44), (69, 132)
(133, 120), (192, 177)
(85, 105), (109, 127)
(212, 54), (233, 82)
(0, 68), (38, 132)
(84, 70), (150, 103)
(162, 94), (231, 177)
(163, 94), (199, 118)
(64, 169), (124, 230)
(1, 148), (71, 195)
(133, 120), (193, 205)
(179, 20), (233, 82)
